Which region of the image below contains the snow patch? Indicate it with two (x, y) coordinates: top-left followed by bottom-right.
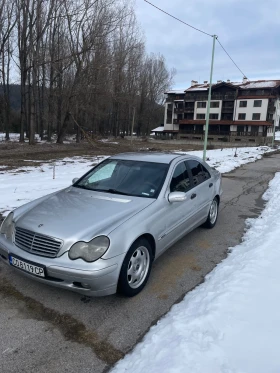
(112, 171), (280, 373)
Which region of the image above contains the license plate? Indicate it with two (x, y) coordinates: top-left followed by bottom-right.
(9, 255), (45, 278)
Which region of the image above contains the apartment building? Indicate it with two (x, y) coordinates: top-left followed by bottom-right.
(159, 78), (280, 143)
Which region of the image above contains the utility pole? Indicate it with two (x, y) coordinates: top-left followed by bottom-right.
(131, 106), (136, 146)
(271, 122), (276, 148)
(203, 35), (217, 161)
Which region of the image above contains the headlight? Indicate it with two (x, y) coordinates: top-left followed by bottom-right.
(68, 236), (110, 262)
(0, 212), (14, 241)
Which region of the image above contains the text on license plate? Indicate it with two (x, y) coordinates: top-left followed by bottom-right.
(9, 256), (45, 277)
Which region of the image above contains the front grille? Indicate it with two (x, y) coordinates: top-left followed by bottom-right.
(14, 227), (63, 258)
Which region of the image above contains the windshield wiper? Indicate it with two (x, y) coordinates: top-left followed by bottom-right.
(74, 186), (129, 195)
(92, 188), (129, 196)
(73, 184), (88, 190)
(105, 189), (129, 196)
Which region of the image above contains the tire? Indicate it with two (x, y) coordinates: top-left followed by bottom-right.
(203, 197), (219, 229)
(117, 238), (153, 297)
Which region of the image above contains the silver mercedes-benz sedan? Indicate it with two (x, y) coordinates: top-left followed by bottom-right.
(0, 152), (222, 297)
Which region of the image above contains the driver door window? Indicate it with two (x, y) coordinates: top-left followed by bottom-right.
(187, 160), (211, 186)
(170, 162), (191, 193)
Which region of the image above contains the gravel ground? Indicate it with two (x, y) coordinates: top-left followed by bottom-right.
(0, 138), (200, 171)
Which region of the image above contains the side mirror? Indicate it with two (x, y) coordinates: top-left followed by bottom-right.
(168, 192), (187, 203)
(72, 178), (79, 185)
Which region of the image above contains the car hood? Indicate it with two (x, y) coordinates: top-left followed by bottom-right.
(15, 187), (155, 254)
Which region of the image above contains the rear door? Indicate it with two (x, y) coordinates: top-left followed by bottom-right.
(185, 159), (214, 222)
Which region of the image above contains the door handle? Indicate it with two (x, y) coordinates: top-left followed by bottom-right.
(209, 183), (213, 188)
(191, 193), (196, 199)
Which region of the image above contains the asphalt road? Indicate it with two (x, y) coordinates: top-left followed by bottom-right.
(1, 152), (280, 373)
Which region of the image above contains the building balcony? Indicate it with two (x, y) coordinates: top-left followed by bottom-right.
(180, 130), (204, 135)
(231, 131), (264, 137)
(184, 93), (236, 101)
(208, 131), (230, 136)
(221, 107), (234, 113)
(219, 94), (236, 100)
(185, 95), (208, 101)
(174, 108), (184, 114)
(179, 129), (265, 137)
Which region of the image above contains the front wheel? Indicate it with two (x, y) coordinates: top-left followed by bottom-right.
(203, 197), (219, 228)
(117, 238), (152, 297)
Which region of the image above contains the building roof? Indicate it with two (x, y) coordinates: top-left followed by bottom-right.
(240, 81), (280, 89)
(236, 95), (276, 99)
(183, 80), (280, 92)
(151, 126), (165, 132)
(165, 89), (185, 95)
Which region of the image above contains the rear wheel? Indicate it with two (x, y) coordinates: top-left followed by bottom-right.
(117, 238), (152, 297)
(204, 197), (219, 228)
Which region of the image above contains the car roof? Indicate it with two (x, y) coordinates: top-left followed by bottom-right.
(110, 152), (195, 164)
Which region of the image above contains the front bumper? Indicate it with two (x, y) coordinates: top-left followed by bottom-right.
(0, 234), (125, 296)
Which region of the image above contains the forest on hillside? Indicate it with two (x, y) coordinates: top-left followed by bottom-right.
(0, 0), (175, 143)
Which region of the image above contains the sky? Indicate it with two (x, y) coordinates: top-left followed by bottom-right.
(135, 0), (280, 90)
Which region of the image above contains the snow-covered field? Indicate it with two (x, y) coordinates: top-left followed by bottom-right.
(0, 132), (41, 142)
(0, 146), (276, 216)
(0, 156), (107, 216)
(112, 172), (280, 373)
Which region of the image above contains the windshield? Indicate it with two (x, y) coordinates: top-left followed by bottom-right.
(74, 159), (169, 198)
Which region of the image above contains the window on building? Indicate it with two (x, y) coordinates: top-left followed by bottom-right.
(177, 103), (183, 110)
(209, 114), (219, 119)
(239, 101), (247, 107)
(210, 101), (219, 108)
(254, 100), (262, 107)
(167, 104), (173, 110)
(268, 113), (273, 120)
(238, 113), (246, 120)
(196, 114), (205, 119)
(197, 102), (207, 108)
(252, 113), (261, 120)
(167, 112), (172, 123)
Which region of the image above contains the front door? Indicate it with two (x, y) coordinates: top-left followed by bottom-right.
(156, 161), (199, 254)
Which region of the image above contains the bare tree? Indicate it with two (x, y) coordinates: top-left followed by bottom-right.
(2, 0), (175, 143)
(0, 0), (17, 140)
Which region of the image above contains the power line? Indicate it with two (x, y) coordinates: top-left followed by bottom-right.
(217, 39), (247, 78)
(143, 0), (212, 37)
(144, 0), (248, 78)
